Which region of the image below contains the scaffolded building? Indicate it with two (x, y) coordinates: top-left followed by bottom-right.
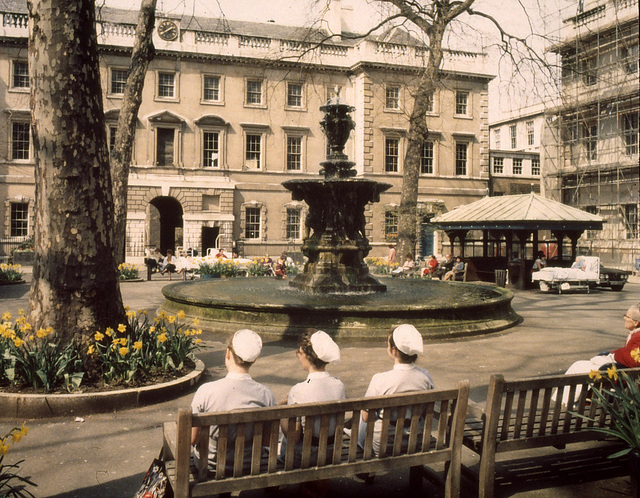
(544, 0), (639, 270)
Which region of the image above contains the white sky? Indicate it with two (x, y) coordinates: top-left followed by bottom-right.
(103, 0), (566, 119)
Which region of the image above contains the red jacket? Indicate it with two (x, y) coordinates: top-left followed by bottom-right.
(613, 328), (640, 367)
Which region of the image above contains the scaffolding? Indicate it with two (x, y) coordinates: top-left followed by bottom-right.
(542, 0), (639, 270)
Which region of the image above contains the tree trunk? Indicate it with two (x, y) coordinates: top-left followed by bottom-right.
(396, 22), (445, 260)
(112, 0), (157, 265)
(28, 0), (126, 347)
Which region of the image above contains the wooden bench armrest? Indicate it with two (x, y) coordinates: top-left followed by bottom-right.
(163, 421), (178, 461)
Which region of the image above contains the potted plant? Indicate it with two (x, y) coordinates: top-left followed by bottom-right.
(577, 361), (640, 496)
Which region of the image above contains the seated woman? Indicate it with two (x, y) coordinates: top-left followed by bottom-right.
(357, 324), (434, 456)
(160, 249), (177, 278)
(279, 330), (344, 467)
(274, 253), (287, 279)
(556, 304), (640, 405)
(443, 256), (464, 281)
(420, 254), (439, 277)
(391, 253), (415, 277)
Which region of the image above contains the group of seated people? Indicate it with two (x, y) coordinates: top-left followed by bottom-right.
(261, 253), (289, 279)
(190, 323), (433, 482)
(190, 304), (640, 482)
(390, 253), (465, 281)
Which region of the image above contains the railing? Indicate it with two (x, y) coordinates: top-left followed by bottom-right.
(2, 12), (28, 28)
(101, 22), (136, 37)
(0, 238), (28, 259)
(195, 31), (229, 45)
(238, 35), (271, 49)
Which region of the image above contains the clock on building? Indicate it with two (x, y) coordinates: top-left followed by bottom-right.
(157, 20), (178, 41)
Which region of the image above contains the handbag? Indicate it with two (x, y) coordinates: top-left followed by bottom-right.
(134, 452), (171, 498)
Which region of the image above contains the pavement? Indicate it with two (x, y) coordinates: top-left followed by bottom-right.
(1, 269), (639, 497)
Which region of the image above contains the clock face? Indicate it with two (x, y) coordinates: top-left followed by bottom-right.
(158, 20), (178, 41)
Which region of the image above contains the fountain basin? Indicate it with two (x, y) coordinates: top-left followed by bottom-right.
(160, 278), (520, 341)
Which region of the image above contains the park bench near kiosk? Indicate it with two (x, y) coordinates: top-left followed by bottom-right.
(162, 381), (469, 498)
(462, 368), (640, 498)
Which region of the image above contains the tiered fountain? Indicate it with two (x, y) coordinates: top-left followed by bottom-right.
(283, 94), (391, 293)
(160, 98), (520, 340)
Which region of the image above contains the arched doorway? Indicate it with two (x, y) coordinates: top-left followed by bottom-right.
(148, 196), (183, 254)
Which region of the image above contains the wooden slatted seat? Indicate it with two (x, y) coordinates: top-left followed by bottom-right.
(162, 381), (469, 498)
(463, 368), (640, 498)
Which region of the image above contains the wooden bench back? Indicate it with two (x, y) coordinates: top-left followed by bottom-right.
(167, 381), (469, 496)
(484, 368), (640, 453)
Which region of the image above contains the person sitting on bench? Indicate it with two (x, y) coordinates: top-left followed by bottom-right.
(191, 329), (276, 474)
(443, 256), (464, 281)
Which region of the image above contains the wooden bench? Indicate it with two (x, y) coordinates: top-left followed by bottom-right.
(462, 369), (640, 498)
(162, 381), (469, 498)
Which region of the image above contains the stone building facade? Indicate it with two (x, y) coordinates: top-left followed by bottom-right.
(0, 2), (494, 260)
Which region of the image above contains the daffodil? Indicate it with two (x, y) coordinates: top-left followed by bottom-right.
(119, 347), (129, 356)
(133, 341), (143, 350)
(105, 327), (113, 337)
(87, 345), (95, 355)
(37, 328), (48, 339)
(0, 440), (9, 455)
(2, 312), (11, 321)
(589, 370), (602, 380)
(126, 310), (136, 318)
(11, 424), (28, 443)
(177, 310), (185, 320)
(13, 337), (25, 347)
(149, 326), (156, 333)
(193, 318), (200, 326)
(94, 331), (104, 341)
(195, 338), (202, 344)
(606, 366), (618, 381)
(631, 348), (640, 363)
(118, 324), (127, 333)
(168, 315), (176, 324)
(158, 333), (168, 343)
(18, 308), (24, 315)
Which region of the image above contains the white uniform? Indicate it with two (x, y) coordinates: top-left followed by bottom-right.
(280, 371), (346, 465)
(358, 363), (434, 455)
(191, 372), (276, 472)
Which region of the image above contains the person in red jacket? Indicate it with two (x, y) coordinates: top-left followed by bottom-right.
(611, 304), (640, 368)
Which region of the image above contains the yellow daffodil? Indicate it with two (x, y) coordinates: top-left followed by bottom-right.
(133, 341), (143, 350)
(46, 326), (53, 335)
(631, 348), (640, 363)
(119, 347), (129, 356)
(87, 345), (95, 355)
(158, 311), (167, 320)
(195, 338), (202, 344)
(105, 327), (113, 337)
(589, 370), (602, 380)
(22, 322), (31, 331)
(27, 335), (34, 341)
(2, 312), (11, 321)
(11, 424), (28, 443)
(195, 329), (203, 335)
(126, 310), (136, 318)
(193, 318), (200, 326)
(158, 333), (168, 343)
(149, 326), (156, 333)
(16, 316), (26, 325)
(94, 331), (104, 341)
(0, 441), (9, 455)
(606, 366), (618, 381)
(37, 328), (48, 339)
(18, 308), (24, 315)
(176, 310), (185, 320)
(168, 315), (176, 324)
(117, 324), (127, 333)
(13, 337), (25, 348)
(183, 329), (191, 336)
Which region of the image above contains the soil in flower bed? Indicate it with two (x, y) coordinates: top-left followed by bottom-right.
(0, 361), (195, 395)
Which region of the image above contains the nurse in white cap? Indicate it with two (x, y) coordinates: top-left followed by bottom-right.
(357, 324), (434, 456)
(191, 329), (276, 473)
(280, 329), (345, 472)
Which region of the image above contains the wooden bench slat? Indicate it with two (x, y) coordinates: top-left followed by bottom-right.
(332, 412), (346, 465)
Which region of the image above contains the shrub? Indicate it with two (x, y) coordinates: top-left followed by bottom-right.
(118, 262), (139, 280)
(90, 309), (202, 384)
(198, 258), (241, 278)
(246, 259), (270, 276)
(0, 264), (23, 282)
(1, 311), (83, 392)
(0, 423), (36, 498)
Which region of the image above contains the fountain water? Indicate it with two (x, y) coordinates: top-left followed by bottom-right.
(160, 98), (520, 340)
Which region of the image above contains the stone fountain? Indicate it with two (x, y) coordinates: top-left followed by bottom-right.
(283, 94), (391, 293)
(160, 98), (521, 341)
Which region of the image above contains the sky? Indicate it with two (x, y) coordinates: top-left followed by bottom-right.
(102, 0), (566, 120)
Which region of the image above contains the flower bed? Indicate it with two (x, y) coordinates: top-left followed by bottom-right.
(365, 256), (397, 275)
(117, 262), (139, 281)
(197, 258), (242, 278)
(0, 264), (23, 283)
(0, 309), (201, 393)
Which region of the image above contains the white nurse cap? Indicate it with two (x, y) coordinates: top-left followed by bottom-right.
(310, 330), (340, 363)
(232, 329), (263, 362)
(392, 324), (424, 356)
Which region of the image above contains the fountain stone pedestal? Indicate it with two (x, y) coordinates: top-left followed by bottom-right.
(283, 98), (391, 293)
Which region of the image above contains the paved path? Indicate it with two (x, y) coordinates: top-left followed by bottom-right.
(1, 272), (638, 497)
